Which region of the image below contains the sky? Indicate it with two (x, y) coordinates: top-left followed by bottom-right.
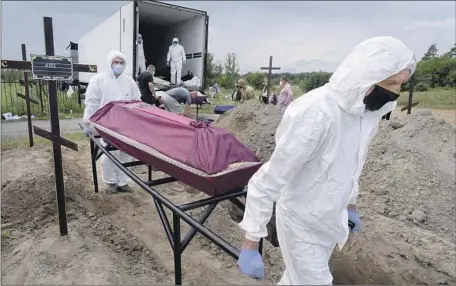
(2, 1), (455, 74)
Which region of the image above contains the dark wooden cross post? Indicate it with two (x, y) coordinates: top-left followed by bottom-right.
(400, 74), (424, 114)
(18, 44), (38, 147)
(260, 56), (281, 98)
(43, 16), (71, 235)
(1, 16), (97, 236)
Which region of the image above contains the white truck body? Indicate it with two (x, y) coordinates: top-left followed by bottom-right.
(76, 0), (209, 87)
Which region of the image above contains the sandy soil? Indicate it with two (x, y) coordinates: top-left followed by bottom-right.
(392, 107), (455, 126)
(0, 144), (262, 285)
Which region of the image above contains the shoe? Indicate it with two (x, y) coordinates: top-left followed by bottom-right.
(116, 184), (133, 193)
(105, 183), (117, 194)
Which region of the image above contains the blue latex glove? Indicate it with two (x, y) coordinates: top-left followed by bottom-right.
(83, 123), (92, 137)
(348, 209), (361, 232)
(237, 248), (265, 280)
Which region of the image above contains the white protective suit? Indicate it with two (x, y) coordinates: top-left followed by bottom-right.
(239, 36), (416, 285)
(167, 38), (186, 85)
(83, 51), (142, 186)
(137, 34), (146, 76)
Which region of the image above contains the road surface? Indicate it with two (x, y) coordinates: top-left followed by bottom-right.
(1, 114), (221, 138)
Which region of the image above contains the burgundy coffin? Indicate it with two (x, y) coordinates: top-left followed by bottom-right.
(89, 100), (262, 196)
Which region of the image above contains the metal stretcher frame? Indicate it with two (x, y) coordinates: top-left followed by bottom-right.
(85, 132), (263, 285)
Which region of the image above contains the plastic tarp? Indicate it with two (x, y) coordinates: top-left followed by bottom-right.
(214, 105), (235, 114)
(89, 100), (262, 196)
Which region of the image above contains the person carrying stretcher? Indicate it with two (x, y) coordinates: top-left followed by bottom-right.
(82, 50), (142, 194)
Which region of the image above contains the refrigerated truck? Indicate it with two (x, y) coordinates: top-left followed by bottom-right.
(74, 0), (209, 88)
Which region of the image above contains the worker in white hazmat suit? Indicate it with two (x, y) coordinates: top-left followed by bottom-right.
(167, 37), (186, 85)
(82, 50), (142, 194)
(137, 34), (147, 76)
(237, 36), (416, 285)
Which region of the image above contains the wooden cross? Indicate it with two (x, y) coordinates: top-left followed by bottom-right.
(401, 74), (425, 114)
(16, 44), (37, 147)
(1, 16), (98, 236)
(260, 56), (281, 98)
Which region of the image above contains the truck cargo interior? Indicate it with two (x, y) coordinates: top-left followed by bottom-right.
(139, 2), (206, 81)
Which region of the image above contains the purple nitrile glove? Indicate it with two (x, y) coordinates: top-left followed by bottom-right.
(348, 209), (361, 232)
(237, 248), (265, 280)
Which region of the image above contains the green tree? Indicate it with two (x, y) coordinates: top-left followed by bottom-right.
(299, 72), (332, 92)
(244, 72), (266, 90)
(421, 43), (439, 61)
(218, 52), (240, 89)
(416, 55), (456, 87)
(224, 52), (240, 78)
(218, 73), (236, 89)
(447, 70), (456, 86)
(205, 52), (223, 87)
(443, 43), (456, 59)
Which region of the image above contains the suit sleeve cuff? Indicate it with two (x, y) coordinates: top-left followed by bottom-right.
(244, 232), (261, 242)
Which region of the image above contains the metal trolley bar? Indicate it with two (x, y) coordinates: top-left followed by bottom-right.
(86, 133), (263, 285)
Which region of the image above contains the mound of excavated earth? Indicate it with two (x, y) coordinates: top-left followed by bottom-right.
(213, 100), (456, 285)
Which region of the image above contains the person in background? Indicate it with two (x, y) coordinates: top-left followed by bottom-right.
(167, 38), (186, 85)
(236, 79), (255, 103)
(82, 50), (141, 194)
(269, 92), (278, 105)
(138, 64), (156, 105)
(137, 34), (147, 77)
(277, 77), (293, 111)
(260, 81), (269, 104)
(155, 87), (198, 117)
(236, 36), (416, 285)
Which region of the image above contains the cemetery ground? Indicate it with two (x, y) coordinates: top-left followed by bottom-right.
(0, 85), (455, 285)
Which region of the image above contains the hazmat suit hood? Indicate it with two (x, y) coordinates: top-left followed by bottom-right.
(326, 36), (416, 116)
(106, 50), (128, 77)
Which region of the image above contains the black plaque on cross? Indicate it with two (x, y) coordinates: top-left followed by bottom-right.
(0, 16), (98, 236)
(31, 54), (73, 81)
(260, 55), (281, 98)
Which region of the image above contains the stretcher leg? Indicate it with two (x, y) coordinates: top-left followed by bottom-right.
(86, 136), (262, 284)
(90, 139), (99, 193)
(173, 213), (182, 285)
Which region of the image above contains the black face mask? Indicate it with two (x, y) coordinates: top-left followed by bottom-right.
(363, 85), (400, 111)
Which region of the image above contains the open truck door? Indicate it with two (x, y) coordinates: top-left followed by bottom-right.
(120, 1), (135, 78)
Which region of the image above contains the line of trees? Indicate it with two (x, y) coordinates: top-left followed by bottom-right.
(205, 43), (456, 92)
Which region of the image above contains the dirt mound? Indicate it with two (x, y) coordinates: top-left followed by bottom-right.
(213, 102), (456, 285)
(213, 100), (283, 245)
(359, 111), (455, 240)
(1, 147), (172, 284)
(214, 100), (283, 161)
(1, 148), (85, 232)
(1, 145), (262, 285)
(331, 111), (456, 285)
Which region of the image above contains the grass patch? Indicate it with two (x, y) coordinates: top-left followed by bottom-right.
(34, 112), (84, 120)
(1, 80), (84, 116)
(1, 132), (87, 151)
(397, 88), (455, 110)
